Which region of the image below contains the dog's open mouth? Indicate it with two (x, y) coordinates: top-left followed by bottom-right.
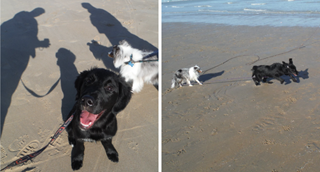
(79, 110), (105, 130)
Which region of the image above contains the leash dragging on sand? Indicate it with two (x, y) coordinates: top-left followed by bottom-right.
(0, 114), (74, 171)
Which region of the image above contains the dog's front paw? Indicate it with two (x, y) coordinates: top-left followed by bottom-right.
(280, 80), (284, 84)
(292, 78), (298, 82)
(72, 160), (83, 170)
(189, 85), (193, 87)
(199, 83), (203, 85)
(107, 152), (119, 162)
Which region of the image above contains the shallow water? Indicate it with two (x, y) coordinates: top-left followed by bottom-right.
(162, 0), (320, 27)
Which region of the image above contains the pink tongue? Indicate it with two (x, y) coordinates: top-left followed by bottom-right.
(80, 110), (98, 125)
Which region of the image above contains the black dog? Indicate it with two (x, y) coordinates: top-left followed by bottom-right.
(251, 58), (299, 86)
(66, 68), (132, 170)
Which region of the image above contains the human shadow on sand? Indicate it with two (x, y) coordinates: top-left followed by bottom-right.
(1, 8), (50, 137)
(56, 48), (79, 121)
(82, 3), (157, 70)
(199, 71), (225, 83)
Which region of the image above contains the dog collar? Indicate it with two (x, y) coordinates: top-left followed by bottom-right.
(128, 54), (134, 67)
(124, 54), (135, 67)
(124, 52), (158, 67)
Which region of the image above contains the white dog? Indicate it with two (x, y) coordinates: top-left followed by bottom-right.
(108, 40), (158, 93)
(171, 65), (202, 88)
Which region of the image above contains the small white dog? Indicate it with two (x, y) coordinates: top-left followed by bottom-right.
(171, 65), (202, 88)
(108, 40), (158, 93)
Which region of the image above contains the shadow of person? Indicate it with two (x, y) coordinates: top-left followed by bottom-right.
(82, 3), (157, 69)
(56, 48), (79, 121)
(199, 71), (225, 83)
(1, 8), (50, 137)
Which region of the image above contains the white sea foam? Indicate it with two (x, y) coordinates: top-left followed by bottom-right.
(195, 5), (212, 8)
(244, 8), (267, 12)
(251, 3), (266, 6)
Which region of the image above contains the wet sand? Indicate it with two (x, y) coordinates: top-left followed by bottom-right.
(1, 0), (158, 171)
(162, 23), (320, 172)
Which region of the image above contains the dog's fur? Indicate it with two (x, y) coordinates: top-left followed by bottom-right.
(66, 68), (132, 170)
(251, 58), (299, 86)
(171, 65), (202, 88)
(108, 40), (158, 93)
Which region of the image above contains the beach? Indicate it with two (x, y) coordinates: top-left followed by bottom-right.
(162, 23), (320, 172)
(1, 0), (158, 171)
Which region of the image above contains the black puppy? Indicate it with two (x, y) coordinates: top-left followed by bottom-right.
(251, 58), (299, 86)
(66, 68), (132, 170)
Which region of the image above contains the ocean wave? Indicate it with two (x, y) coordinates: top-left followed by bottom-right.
(251, 3), (266, 6)
(244, 8), (267, 12)
(194, 5), (212, 8)
(199, 9), (245, 14)
(199, 9), (320, 15)
(162, 0), (189, 3)
(171, 6), (184, 8)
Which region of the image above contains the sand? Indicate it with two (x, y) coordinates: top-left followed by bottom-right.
(1, 0), (158, 171)
(162, 23), (320, 172)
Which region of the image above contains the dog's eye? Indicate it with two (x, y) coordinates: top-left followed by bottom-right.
(104, 85), (113, 91)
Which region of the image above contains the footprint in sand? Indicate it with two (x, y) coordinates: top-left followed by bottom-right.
(16, 140), (40, 157)
(128, 141), (139, 151)
(1, 145), (7, 161)
(8, 135), (29, 152)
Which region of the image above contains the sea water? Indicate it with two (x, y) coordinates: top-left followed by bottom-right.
(162, 0), (320, 27)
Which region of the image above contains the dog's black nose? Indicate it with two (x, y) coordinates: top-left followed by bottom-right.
(81, 95), (94, 107)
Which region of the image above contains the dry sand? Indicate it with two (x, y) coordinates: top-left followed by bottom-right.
(1, 0), (158, 171)
(162, 23), (320, 172)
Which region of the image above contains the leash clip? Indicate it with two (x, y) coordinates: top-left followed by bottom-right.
(128, 61), (134, 67)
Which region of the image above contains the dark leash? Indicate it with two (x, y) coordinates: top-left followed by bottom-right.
(20, 78), (61, 98)
(125, 50), (158, 67)
(0, 114), (74, 171)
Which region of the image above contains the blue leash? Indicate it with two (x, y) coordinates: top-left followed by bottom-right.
(125, 50), (158, 67)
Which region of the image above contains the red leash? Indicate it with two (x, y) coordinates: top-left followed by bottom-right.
(1, 114), (74, 171)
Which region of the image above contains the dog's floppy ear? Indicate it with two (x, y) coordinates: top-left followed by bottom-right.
(74, 70), (90, 100)
(289, 58), (293, 64)
(112, 76), (132, 114)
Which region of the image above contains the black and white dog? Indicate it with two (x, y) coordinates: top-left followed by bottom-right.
(251, 58), (299, 86)
(171, 65), (202, 88)
(108, 40), (158, 93)
(66, 68), (132, 170)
